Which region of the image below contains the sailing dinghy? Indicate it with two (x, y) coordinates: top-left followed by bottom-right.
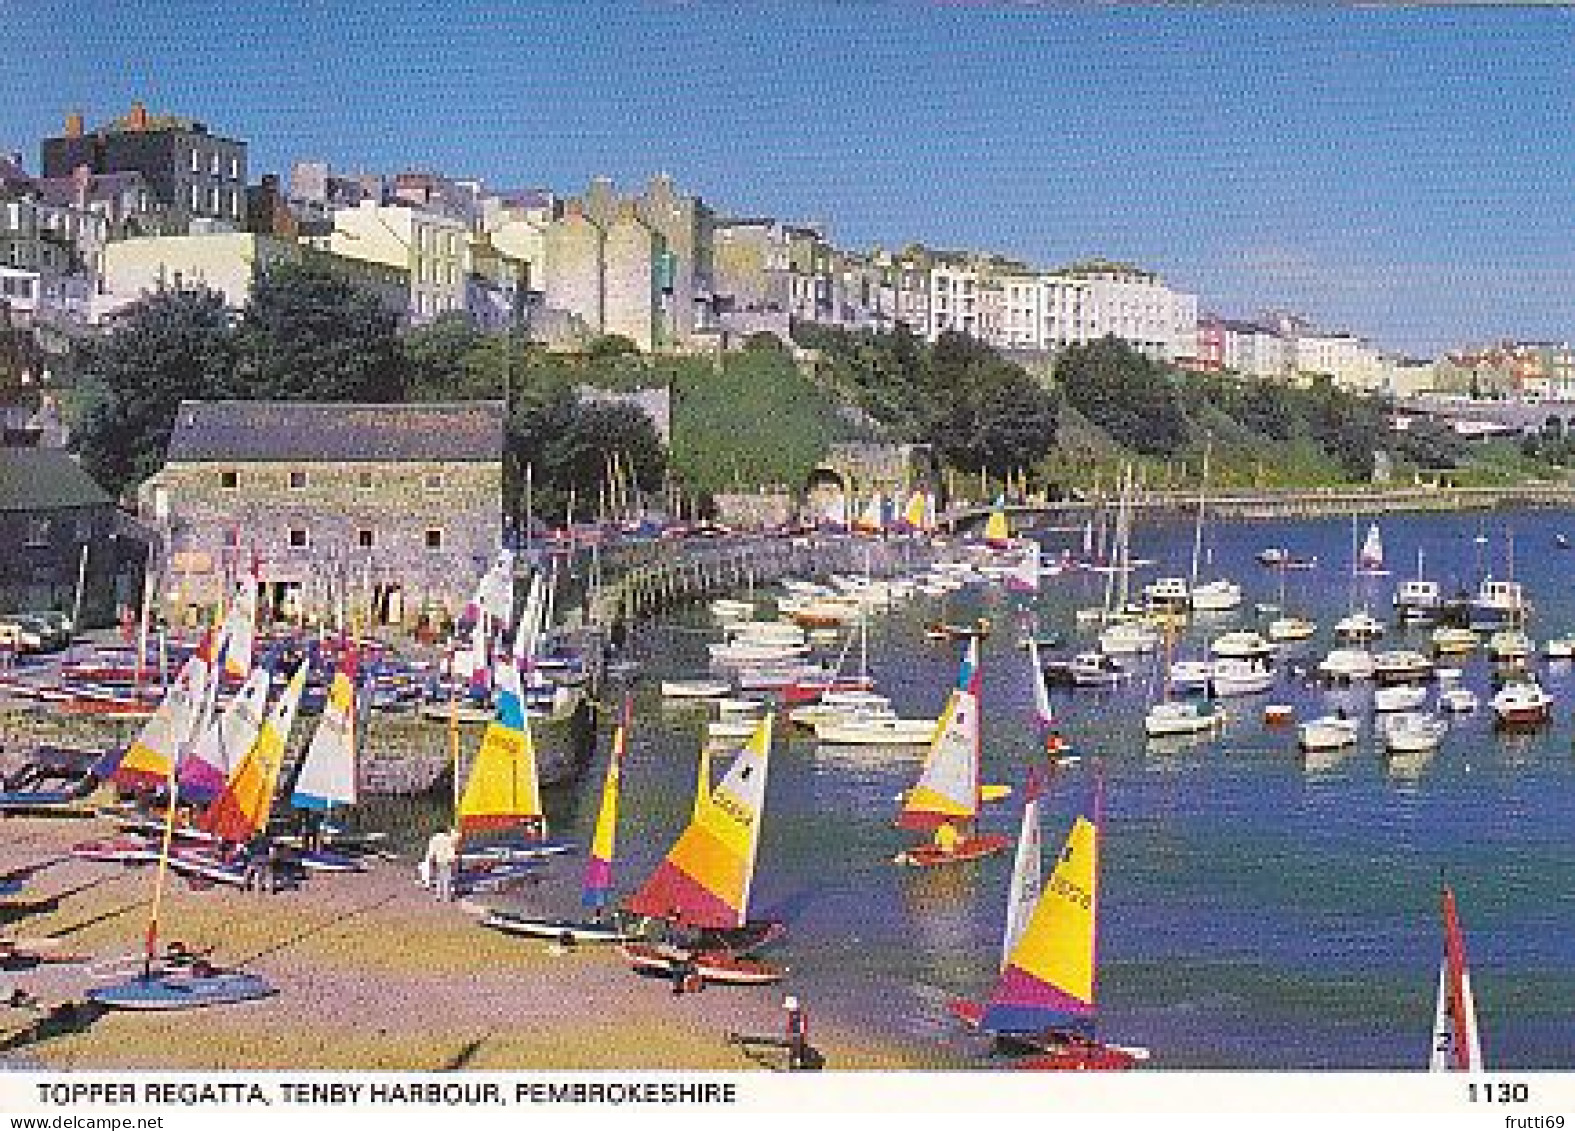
(287, 645), (370, 872)
(951, 779), (1148, 1069)
(483, 698), (638, 944)
(620, 714), (785, 986)
(894, 638), (1010, 867)
(1430, 885), (1484, 1071)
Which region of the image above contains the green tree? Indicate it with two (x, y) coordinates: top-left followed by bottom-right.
(71, 286), (238, 496)
(1054, 336), (1186, 456)
(235, 261), (405, 401)
(508, 390), (667, 526)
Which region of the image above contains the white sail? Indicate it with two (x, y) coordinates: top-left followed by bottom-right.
(291, 655), (359, 811)
(1429, 960), (1482, 1071)
(188, 667), (270, 782)
(1001, 782), (1043, 968)
(1360, 522), (1385, 572)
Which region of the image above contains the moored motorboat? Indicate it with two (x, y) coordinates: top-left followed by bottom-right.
(1486, 630), (1532, 664)
(1266, 616), (1318, 642)
(1209, 658), (1276, 698)
(1144, 700), (1223, 738)
(1334, 611), (1386, 642)
(1318, 648), (1375, 682)
(1372, 649), (1435, 685)
(1209, 631), (1276, 660)
(1431, 626), (1480, 656)
(1190, 578), (1244, 612)
(1382, 711), (1447, 754)
(1298, 714), (1360, 751)
(1097, 621), (1159, 656)
(1490, 680), (1552, 727)
(1373, 684), (1428, 713)
(1545, 637), (1575, 660)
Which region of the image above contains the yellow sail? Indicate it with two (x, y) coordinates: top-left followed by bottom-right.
(457, 660), (543, 834)
(198, 662), (308, 844)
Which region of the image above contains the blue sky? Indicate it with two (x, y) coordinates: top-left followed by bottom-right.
(3, 1), (1573, 356)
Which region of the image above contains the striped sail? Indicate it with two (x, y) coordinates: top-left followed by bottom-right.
(1002, 770), (1046, 969)
(178, 666), (270, 802)
(456, 659), (543, 834)
(897, 638), (981, 831)
(980, 811), (1099, 1036)
(582, 699), (631, 910)
(198, 662), (308, 845)
(1430, 886), (1484, 1071)
(290, 647), (360, 811)
(625, 714), (773, 929)
(114, 635), (214, 789)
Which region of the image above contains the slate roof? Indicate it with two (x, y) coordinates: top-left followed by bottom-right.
(0, 446), (113, 512)
(165, 400), (505, 464)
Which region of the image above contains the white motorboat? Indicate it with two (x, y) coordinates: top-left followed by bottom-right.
(1490, 679), (1552, 726)
(1373, 684), (1428, 713)
(1068, 652), (1130, 687)
(1438, 685), (1479, 714)
(1318, 648), (1376, 681)
(1267, 616), (1318, 642)
(1298, 714), (1360, 751)
(1209, 631), (1277, 659)
(714, 697), (768, 715)
(1142, 577), (1191, 612)
(1334, 611), (1386, 641)
(1393, 579), (1441, 623)
(1190, 579), (1244, 612)
(1144, 700), (1224, 738)
(1209, 658), (1276, 698)
(710, 598), (756, 622)
(1430, 626), (1479, 655)
(1167, 659), (1216, 693)
(1099, 621), (1160, 656)
(1470, 578), (1529, 629)
(661, 679), (732, 699)
(1486, 630), (1532, 663)
(1545, 637), (1575, 660)
(1371, 649), (1434, 685)
(814, 715), (936, 746)
(1382, 711), (1447, 753)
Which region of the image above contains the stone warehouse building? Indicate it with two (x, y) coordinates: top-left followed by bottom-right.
(141, 400), (504, 628)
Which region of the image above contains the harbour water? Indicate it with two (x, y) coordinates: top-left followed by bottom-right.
(366, 508), (1575, 1069)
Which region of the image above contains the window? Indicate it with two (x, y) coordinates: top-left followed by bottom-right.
(209, 186), (221, 215)
(189, 184), (201, 212)
(357, 469), (374, 490)
(229, 156), (239, 180)
(189, 149), (202, 173)
(424, 472), (444, 491)
(288, 470), (307, 490)
(424, 528), (444, 551)
(288, 527), (309, 549)
(356, 528), (375, 549)
(219, 469), (239, 490)
(229, 189), (241, 218)
(23, 518), (49, 546)
(210, 151), (221, 176)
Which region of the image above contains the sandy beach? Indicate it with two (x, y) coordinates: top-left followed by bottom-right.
(0, 810), (936, 1072)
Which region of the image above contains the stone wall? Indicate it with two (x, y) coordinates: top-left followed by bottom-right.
(147, 458), (501, 624)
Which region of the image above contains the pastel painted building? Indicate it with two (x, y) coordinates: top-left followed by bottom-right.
(602, 205), (665, 351)
(319, 200), (469, 323)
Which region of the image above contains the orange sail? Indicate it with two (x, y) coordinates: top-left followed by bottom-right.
(625, 714), (772, 929)
(198, 663), (308, 845)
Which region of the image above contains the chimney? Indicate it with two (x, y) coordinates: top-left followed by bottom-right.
(127, 101), (148, 131)
(64, 110), (84, 138)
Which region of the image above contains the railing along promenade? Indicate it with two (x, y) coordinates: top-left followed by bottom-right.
(943, 482), (1575, 529)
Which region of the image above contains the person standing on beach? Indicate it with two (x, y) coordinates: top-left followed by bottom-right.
(784, 995), (809, 1069)
(424, 828), (458, 902)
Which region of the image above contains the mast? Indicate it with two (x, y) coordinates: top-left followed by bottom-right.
(1189, 440), (1211, 588)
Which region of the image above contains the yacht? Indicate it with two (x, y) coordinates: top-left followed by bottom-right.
(1393, 579), (1442, 624)
(1430, 626), (1479, 656)
(1373, 684), (1428, 713)
(1209, 630), (1277, 659)
(1167, 659), (1216, 694)
(1298, 714), (1360, 751)
(1318, 648), (1376, 682)
(1142, 577), (1191, 614)
(1334, 611), (1386, 642)
(1470, 578), (1529, 630)
(1144, 700), (1224, 738)
(1382, 712), (1447, 754)
(1490, 679), (1552, 727)
(1371, 649), (1434, 685)
(1209, 658), (1276, 698)
(1266, 616), (1318, 642)
(1190, 579), (1244, 612)
(1544, 637), (1575, 660)
(1098, 620), (1160, 656)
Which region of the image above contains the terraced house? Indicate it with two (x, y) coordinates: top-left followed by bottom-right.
(140, 400), (504, 629)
